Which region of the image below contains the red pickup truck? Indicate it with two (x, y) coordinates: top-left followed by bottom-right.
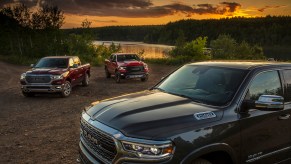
(20, 56), (90, 97)
(104, 53), (149, 83)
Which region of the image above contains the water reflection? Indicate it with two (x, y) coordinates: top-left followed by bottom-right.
(93, 41), (174, 58)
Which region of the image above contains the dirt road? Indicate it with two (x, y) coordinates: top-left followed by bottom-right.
(0, 61), (177, 163)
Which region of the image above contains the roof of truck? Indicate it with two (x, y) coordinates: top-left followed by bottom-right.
(189, 61), (291, 70)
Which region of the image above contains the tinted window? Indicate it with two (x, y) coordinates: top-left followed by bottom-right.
(155, 65), (248, 106)
(283, 70), (291, 102)
(247, 71), (282, 100)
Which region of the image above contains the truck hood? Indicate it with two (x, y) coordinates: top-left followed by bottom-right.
(118, 60), (145, 67)
(86, 90), (223, 140)
(26, 68), (68, 75)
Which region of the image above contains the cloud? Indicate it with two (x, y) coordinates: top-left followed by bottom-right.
(192, 2), (241, 16)
(258, 5), (286, 12)
(0, 0), (242, 17)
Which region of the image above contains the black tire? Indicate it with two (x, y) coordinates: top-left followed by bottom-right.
(192, 158), (212, 164)
(141, 75), (148, 82)
(105, 67), (111, 78)
(22, 91), (35, 97)
(82, 73), (89, 86)
(61, 81), (72, 97)
(115, 72), (121, 83)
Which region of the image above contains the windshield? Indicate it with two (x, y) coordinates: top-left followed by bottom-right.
(34, 58), (68, 68)
(155, 65), (248, 106)
(117, 54), (140, 62)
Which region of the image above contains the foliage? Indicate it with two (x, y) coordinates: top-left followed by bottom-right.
(210, 34), (265, 60)
(169, 37), (210, 61)
(0, 4), (121, 66)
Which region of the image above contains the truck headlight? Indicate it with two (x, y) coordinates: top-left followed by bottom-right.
(118, 66), (127, 70)
(20, 73), (26, 80)
(122, 141), (174, 158)
(51, 75), (63, 80)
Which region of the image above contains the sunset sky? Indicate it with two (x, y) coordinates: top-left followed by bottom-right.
(1, 0), (291, 28)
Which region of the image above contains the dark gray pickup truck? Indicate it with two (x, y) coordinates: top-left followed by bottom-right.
(79, 61), (291, 164)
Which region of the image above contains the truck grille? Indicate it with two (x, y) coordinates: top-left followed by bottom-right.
(80, 119), (117, 163)
(26, 75), (51, 83)
(127, 66), (144, 73)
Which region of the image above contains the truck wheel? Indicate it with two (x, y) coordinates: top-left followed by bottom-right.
(105, 68), (111, 78)
(61, 81), (72, 97)
(192, 158), (212, 164)
(141, 75), (148, 82)
(82, 73), (89, 86)
(22, 91), (35, 97)
(115, 72), (121, 83)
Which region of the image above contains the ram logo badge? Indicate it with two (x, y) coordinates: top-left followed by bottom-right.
(194, 112), (216, 120)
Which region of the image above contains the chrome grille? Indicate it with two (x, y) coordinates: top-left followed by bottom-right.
(25, 75), (51, 83)
(80, 119), (117, 163)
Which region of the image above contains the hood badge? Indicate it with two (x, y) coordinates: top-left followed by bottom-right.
(194, 111), (216, 120)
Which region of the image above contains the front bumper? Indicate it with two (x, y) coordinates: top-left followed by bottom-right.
(21, 84), (63, 93)
(119, 72), (148, 79)
(79, 112), (173, 164)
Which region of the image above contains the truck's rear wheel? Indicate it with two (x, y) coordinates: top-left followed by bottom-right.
(22, 91), (35, 97)
(61, 81), (72, 97)
(105, 68), (111, 78)
(82, 73), (89, 86)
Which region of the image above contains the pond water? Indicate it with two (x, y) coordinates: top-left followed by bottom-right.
(93, 41), (174, 58)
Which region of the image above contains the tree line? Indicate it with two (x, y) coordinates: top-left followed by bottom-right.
(66, 16), (291, 60)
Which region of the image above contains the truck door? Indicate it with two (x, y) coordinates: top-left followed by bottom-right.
(239, 70), (291, 163)
(109, 55), (117, 74)
(281, 69), (291, 162)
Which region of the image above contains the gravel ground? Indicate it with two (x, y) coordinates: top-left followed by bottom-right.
(0, 61), (177, 163)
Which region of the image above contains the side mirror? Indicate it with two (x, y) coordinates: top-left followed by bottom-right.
(140, 57), (145, 61)
(255, 95), (284, 111)
(30, 64), (34, 68)
(241, 95), (284, 113)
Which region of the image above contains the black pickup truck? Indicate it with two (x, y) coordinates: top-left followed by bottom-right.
(79, 61), (291, 164)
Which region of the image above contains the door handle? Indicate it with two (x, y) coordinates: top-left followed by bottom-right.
(278, 114), (290, 120)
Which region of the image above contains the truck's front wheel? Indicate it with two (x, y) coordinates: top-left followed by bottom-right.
(22, 91), (35, 97)
(82, 73), (89, 86)
(115, 72), (121, 83)
(61, 81), (72, 97)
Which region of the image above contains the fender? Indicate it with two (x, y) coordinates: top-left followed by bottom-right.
(181, 143), (238, 164)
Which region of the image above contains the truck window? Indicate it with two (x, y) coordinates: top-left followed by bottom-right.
(69, 58), (74, 67)
(73, 57), (81, 66)
(247, 71), (282, 101)
(282, 70), (291, 102)
(155, 65), (248, 106)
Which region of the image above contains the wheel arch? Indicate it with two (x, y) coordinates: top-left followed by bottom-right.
(181, 143), (238, 164)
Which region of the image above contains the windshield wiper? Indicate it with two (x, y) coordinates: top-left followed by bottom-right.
(167, 92), (203, 103)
